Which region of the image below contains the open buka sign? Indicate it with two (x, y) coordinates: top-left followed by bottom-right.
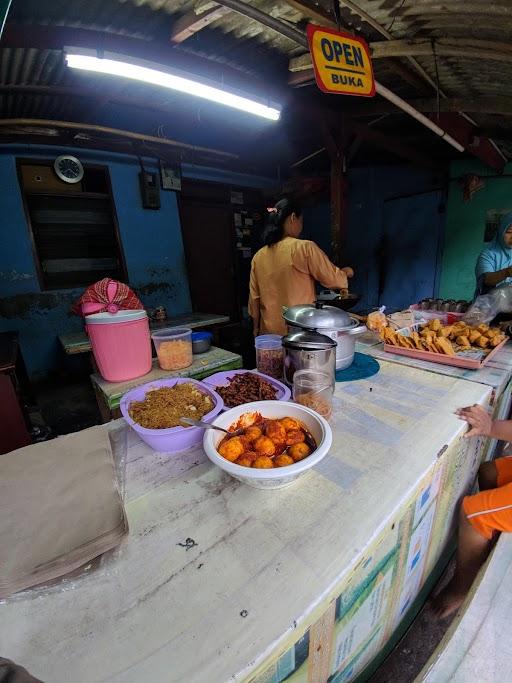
(307, 24), (375, 97)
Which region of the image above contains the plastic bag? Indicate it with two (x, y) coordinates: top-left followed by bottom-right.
(0, 423), (128, 604)
(464, 285), (512, 325)
(367, 306), (387, 332)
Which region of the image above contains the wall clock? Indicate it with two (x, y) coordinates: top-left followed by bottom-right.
(54, 155), (84, 184)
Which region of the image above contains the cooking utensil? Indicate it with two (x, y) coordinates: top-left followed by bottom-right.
(180, 417), (244, 436)
(317, 290), (361, 311)
(282, 330), (336, 387)
(283, 303), (366, 371)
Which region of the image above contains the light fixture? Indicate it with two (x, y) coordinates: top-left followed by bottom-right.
(65, 53), (281, 121)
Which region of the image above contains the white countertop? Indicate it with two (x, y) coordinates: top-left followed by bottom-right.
(0, 361), (492, 683)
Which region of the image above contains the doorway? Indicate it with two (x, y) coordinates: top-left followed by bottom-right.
(378, 190), (444, 310)
(179, 199), (237, 319)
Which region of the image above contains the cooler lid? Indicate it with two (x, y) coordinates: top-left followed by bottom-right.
(85, 310), (147, 324)
(282, 330), (336, 351)
(283, 303), (352, 330)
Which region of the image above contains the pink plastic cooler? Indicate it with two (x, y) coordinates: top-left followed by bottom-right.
(86, 310), (152, 382)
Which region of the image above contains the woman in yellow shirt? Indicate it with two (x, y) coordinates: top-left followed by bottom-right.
(249, 197), (354, 336)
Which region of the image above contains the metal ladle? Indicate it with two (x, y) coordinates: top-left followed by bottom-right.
(180, 417), (245, 436)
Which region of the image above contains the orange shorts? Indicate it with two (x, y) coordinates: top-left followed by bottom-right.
(463, 456), (512, 539)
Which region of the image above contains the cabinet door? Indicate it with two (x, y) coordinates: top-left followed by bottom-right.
(378, 191), (444, 310)
(0, 374), (31, 455)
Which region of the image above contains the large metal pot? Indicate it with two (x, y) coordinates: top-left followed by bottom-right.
(283, 303), (366, 371)
(282, 330), (336, 387)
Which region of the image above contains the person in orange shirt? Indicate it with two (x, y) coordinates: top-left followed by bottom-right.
(433, 404), (512, 618)
(248, 197), (354, 336)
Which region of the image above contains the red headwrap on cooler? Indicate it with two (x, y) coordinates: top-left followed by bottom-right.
(72, 278), (143, 316)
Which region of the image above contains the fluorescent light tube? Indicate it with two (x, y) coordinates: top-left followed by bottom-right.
(65, 53), (281, 121)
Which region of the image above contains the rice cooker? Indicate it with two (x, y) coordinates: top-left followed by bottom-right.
(283, 303), (366, 371)
(282, 330), (336, 387)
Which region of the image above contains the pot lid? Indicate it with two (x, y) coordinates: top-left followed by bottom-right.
(282, 330), (336, 351)
(283, 303), (353, 330)
(85, 310), (147, 324)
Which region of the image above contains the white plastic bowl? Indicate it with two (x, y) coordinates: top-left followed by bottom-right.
(202, 400), (332, 489)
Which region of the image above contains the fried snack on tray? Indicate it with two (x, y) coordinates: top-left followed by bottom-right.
(397, 334), (412, 349)
(434, 337), (456, 355)
(456, 335), (471, 349)
(476, 336), (490, 349)
(380, 317), (508, 357)
(411, 331), (423, 350)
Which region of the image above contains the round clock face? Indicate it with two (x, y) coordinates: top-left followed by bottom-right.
(54, 155), (84, 184)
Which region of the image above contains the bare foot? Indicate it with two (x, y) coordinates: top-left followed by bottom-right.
(431, 582), (467, 619)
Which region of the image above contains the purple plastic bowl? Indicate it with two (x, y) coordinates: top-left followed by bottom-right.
(202, 370), (291, 410)
(120, 377), (224, 453)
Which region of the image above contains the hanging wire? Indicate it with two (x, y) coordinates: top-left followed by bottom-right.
(386, 0), (406, 33)
(332, 0), (342, 31)
(431, 39), (441, 122)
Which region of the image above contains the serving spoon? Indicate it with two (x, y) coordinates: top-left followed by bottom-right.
(180, 417), (245, 436)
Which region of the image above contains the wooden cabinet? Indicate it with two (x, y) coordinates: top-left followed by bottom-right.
(0, 332), (32, 455)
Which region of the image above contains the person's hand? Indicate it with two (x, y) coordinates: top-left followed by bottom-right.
(342, 266), (354, 278)
(455, 405), (493, 437)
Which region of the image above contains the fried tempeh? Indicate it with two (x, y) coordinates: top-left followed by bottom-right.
(476, 335), (490, 349)
(434, 337), (456, 355)
(490, 335), (505, 347)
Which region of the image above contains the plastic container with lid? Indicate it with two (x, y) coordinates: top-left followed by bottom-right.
(191, 331), (213, 354)
(152, 327), (193, 371)
(85, 310), (152, 382)
(255, 334), (284, 380)
(293, 369), (334, 421)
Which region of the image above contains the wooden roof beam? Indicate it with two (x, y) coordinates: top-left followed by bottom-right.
(371, 38), (512, 62)
(290, 38), (512, 71)
(343, 96), (512, 117)
(285, 0), (430, 92)
(336, 0), (440, 94)
(350, 122), (442, 170)
(170, 4), (231, 44)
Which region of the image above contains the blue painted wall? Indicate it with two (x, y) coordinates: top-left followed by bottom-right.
(0, 144), (276, 380)
(0, 144), (192, 380)
(302, 166), (444, 312)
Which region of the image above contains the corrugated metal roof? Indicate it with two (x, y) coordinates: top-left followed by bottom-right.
(2, 0), (512, 160)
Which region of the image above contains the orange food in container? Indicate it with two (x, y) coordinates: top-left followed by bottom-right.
(152, 327), (193, 370)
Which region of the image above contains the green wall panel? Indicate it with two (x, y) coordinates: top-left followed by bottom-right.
(440, 160), (512, 301)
